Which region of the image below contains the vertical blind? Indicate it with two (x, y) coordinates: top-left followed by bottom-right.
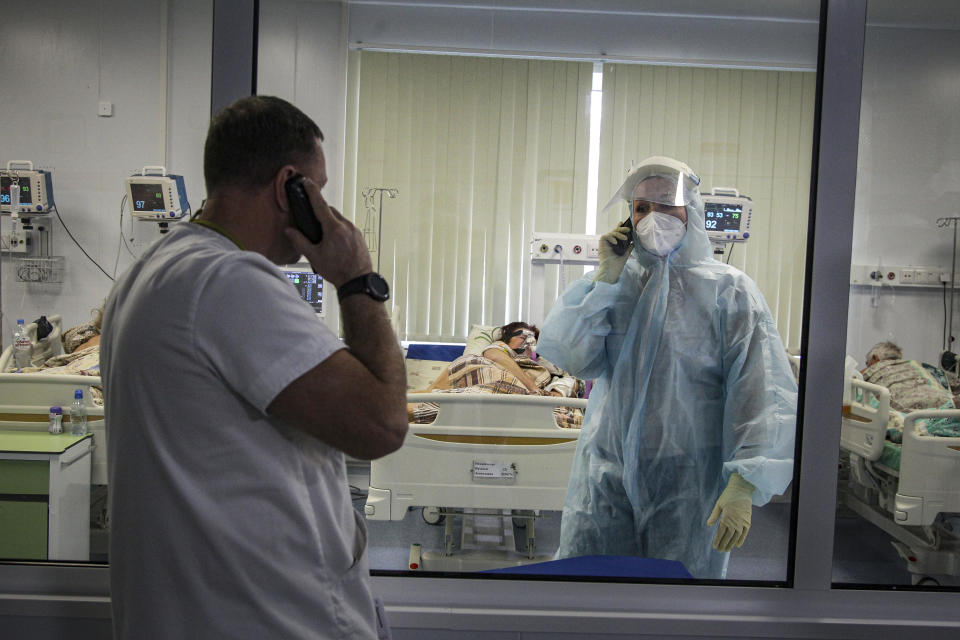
(345, 53), (814, 349)
(344, 51), (592, 342)
(598, 64), (815, 350)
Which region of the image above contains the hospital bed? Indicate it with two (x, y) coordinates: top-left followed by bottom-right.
(839, 376), (960, 585)
(364, 391), (585, 571)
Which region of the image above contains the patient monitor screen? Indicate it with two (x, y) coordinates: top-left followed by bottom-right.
(283, 270), (323, 315)
(704, 202), (742, 232)
(1, 176), (32, 204)
(130, 183), (165, 212)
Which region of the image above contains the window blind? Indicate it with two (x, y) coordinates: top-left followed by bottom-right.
(344, 51), (592, 342)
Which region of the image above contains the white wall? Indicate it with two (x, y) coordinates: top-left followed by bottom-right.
(0, 0), (211, 348)
(846, 24), (960, 366)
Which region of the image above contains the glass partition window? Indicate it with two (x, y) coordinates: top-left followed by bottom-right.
(347, 49), (816, 582)
(833, 1), (960, 589)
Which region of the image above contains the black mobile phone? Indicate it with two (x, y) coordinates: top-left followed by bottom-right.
(285, 175), (323, 244)
(612, 217), (633, 256)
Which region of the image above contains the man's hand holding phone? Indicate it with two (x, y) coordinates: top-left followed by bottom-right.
(284, 176), (372, 288)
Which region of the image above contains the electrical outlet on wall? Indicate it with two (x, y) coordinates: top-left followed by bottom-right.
(851, 264), (950, 287)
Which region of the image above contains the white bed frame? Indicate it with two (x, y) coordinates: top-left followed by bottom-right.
(365, 392), (585, 570)
(839, 377), (960, 584)
(366, 392), (584, 521)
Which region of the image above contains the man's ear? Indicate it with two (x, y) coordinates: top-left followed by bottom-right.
(273, 165), (299, 212)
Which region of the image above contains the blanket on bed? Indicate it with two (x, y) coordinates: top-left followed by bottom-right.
(409, 353), (583, 429)
(19, 345), (103, 405)
(863, 358), (954, 412)
(859, 358), (960, 443)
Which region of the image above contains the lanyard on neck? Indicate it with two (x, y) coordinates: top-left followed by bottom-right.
(191, 218), (245, 250)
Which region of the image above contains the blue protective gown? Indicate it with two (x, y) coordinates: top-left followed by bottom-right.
(537, 194), (797, 579)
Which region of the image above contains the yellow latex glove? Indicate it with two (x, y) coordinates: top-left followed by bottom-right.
(706, 472), (755, 552)
(594, 223), (632, 284)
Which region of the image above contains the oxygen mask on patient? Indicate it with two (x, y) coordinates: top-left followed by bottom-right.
(511, 329), (537, 356)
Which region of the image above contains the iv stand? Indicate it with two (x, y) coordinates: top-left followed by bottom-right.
(936, 216), (959, 372)
(361, 187), (399, 273)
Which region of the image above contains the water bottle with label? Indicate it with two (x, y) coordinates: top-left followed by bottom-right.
(12, 319), (32, 371)
(69, 389), (88, 436)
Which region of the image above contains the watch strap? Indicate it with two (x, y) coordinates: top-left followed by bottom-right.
(337, 272), (388, 303)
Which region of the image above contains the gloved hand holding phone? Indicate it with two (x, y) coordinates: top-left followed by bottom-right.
(594, 219), (633, 284)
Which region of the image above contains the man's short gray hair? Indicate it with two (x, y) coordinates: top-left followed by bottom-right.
(866, 341), (902, 363)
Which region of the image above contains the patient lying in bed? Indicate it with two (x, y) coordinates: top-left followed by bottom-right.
(409, 322), (584, 429)
(861, 341), (960, 444)
(14, 308), (103, 405)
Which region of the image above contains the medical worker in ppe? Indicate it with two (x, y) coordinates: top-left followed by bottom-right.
(536, 156), (796, 579)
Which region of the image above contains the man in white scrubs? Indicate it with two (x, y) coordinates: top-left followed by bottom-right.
(101, 96), (408, 639)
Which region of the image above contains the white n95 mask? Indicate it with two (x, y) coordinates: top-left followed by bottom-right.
(635, 211), (686, 256)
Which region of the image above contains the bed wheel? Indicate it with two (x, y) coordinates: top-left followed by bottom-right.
(421, 506), (444, 525)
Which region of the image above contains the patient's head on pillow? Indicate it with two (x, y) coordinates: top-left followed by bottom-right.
(500, 321), (539, 356)
(865, 341), (902, 367)
(63, 303), (105, 354)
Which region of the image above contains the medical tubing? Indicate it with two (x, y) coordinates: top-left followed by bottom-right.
(54, 206), (114, 282)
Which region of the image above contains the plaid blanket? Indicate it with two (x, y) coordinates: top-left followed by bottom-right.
(409, 353), (583, 429)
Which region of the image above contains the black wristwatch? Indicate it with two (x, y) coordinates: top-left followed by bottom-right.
(337, 272), (390, 303)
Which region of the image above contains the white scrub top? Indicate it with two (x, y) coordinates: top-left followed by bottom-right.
(101, 223), (378, 639)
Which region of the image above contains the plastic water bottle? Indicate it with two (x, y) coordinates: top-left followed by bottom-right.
(12, 319), (32, 371)
(69, 389), (88, 436)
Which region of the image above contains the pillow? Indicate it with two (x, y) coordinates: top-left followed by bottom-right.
(405, 359), (450, 391)
(463, 324), (501, 356)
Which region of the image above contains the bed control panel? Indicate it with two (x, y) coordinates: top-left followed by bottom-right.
(530, 232), (600, 265)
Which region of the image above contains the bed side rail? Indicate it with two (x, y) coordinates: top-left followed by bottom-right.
(840, 377), (889, 461)
(0, 373), (103, 418)
(407, 392), (586, 433)
(896, 409), (960, 526)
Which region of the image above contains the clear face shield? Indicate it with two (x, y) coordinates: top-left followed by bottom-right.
(601, 155), (701, 214)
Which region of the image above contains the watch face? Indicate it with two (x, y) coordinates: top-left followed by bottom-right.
(368, 274), (390, 299)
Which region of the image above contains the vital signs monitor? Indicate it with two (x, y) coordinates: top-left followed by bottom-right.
(125, 166), (190, 221)
(701, 187), (753, 243)
(1, 160), (55, 214)
(282, 264), (325, 317)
